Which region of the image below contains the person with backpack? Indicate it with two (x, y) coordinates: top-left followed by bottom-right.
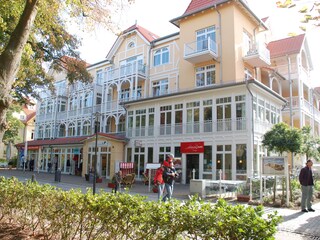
(162, 155), (178, 202)
(154, 163), (165, 201)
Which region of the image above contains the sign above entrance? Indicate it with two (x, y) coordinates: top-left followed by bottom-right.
(89, 141), (112, 147)
(181, 142), (204, 153)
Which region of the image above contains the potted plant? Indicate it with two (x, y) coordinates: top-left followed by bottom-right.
(108, 175), (116, 188)
(236, 184), (250, 202)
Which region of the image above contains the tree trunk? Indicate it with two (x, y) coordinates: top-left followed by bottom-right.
(0, 0), (39, 142)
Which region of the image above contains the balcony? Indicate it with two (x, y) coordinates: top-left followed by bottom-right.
(184, 38), (219, 64)
(243, 42), (271, 67)
(105, 62), (147, 83)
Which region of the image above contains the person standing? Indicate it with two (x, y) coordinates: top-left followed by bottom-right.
(154, 163), (165, 201)
(114, 170), (122, 194)
(162, 159), (178, 202)
(299, 159), (315, 212)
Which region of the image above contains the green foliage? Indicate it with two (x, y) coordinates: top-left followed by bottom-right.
(3, 104), (24, 144)
(0, 177), (282, 239)
(290, 178), (300, 192)
(276, 0), (320, 31)
(300, 126), (320, 160)
(262, 122), (302, 155)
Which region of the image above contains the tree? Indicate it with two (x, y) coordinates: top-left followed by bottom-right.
(276, 0), (320, 31)
(300, 125), (320, 160)
(0, 0), (134, 143)
(262, 122), (303, 155)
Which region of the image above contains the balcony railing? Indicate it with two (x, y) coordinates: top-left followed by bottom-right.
(127, 118), (248, 138)
(243, 42), (271, 67)
(184, 38), (219, 64)
(284, 96), (320, 121)
(105, 62), (146, 82)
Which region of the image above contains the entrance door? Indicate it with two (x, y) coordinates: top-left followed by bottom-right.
(186, 154), (199, 183)
(101, 154), (111, 178)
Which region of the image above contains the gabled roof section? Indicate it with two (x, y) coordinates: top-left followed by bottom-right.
(22, 106), (36, 124)
(170, 0), (267, 30)
(268, 34), (305, 59)
(106, 24), (159, 61)
(184, 0), (222, 15)
(122, 24), (159, 42)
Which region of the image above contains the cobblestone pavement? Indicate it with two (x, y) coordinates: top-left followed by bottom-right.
(1, 169), (320, 240)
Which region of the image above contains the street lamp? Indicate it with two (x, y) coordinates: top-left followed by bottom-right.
(93, 112), (101, 195)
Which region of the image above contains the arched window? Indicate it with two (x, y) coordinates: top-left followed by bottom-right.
(68, 123), (76, 136)
(127, 41), (135, 49)
(154, 47), (169, 66)
(59, 124), (66, 137)
(82, 120), (91, 135)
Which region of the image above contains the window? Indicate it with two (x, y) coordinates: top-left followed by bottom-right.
(174, 104), (183, 134)
(84, 93), (93, 107)
(38, 126), (44, 139)
(197, 26), (216, 52)
(203, 100), (213, 132)
(45, 125), (51, 138)
(68, 123), (76, 136)
(82, 120), (91, 135)
(58, 99), (66, 112)
(243, 30), (252, 56)
(59, 124), (66, 137)
(236, 144), (247, 175)
(154, 47), (169, 66)
(186, 101), (200, 133)
(203, 146), (212, 172)
(47, 100), (53, 113)
(235, 95), (246, 130)
(148, 108), (154, 136)
(96, 93), (102, 105)
(160, 105), (172, 135)
(216, 97), (232, 131)
(135, 109), (146, 137)
(127, 41), (135, 49)
(127, 111), (134, 137)
(216, 145), (232, 180)
(69, 96), (77, 111)
(245, 68), (253, 80)
(152, 79), (168, 96)
(96, 70), (103, 85)
(196, 65), (215, 87)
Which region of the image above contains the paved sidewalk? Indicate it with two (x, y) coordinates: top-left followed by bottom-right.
(1, 169), (320, 239)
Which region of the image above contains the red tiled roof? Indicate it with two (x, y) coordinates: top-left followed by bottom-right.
(15, 133), (127, 148)
(123, 24), (159, 42)
(268, 34), (305, 59)
(184, 0), (223, 15)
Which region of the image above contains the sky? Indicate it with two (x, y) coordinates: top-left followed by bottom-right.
(77, 0), (319, 86)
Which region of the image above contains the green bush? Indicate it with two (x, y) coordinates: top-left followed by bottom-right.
(0, 177), (282, 239)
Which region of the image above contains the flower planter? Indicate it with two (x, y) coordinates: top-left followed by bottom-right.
(237, 194), (250, 202)
(96, 177), (103, 183)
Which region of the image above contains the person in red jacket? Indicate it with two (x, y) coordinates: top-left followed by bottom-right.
(154, 163), (165, 201)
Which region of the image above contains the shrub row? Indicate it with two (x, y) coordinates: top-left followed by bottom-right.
(0, 177), (282, 240)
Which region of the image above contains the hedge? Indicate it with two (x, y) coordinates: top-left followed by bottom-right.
(0, 177), (282, 240)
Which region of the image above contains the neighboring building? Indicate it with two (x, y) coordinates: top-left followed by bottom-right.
(18, 0), (320, 183)
(0, 103), (36, 162)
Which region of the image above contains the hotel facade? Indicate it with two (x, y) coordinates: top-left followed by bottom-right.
(17, 0), (320, 184)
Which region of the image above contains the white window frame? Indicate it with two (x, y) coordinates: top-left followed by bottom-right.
(154, 47), (169, 66)
(196, 65), (215, 87)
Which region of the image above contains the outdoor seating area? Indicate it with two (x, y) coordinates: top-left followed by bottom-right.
(121, 173), (136, 188)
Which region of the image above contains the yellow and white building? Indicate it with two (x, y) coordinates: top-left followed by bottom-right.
(21, 0), (320, 183)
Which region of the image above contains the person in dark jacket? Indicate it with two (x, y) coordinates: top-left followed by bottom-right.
(299, 159), (315, 212)
(162, 159), (178, 202)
